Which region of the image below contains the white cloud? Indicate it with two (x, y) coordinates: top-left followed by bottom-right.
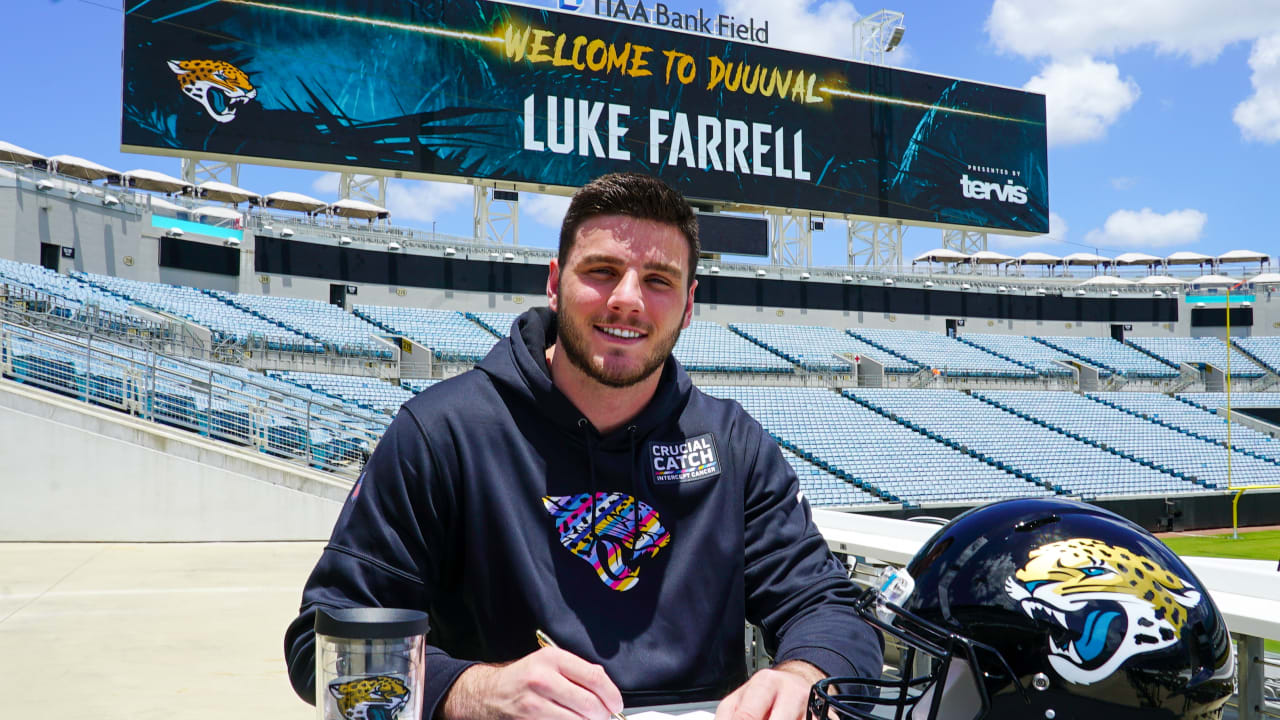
(1024, 58), (1139, 146)
(1234, 32), (1280, 142)
(722, 0), (860, 60)
(987, 0), (1280, 63)
(1083, 208), (1208, 249)
(989, 211), (1068, 250)
(1110, 176), (1138, 191)
(312, 172), (340, 195)
(385, 180), (473, 224)
(522, 193), (573, 229)
(309, 173), (471, 222)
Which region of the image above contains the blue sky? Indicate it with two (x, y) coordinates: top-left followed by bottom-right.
(4, 0), (1279, 268)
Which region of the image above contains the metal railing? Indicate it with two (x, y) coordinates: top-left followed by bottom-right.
(0, 322), (389, 477)
(0, 284), (207, 360)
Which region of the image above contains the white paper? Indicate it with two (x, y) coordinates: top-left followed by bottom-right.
(628, 710), (717, 720)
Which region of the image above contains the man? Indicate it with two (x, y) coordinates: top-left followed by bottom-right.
(285, 173), (881, 720)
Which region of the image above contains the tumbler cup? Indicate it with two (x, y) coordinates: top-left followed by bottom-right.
(315, 607), (429, 720)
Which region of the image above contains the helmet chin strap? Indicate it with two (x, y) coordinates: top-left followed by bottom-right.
(911, 659), (983, 720)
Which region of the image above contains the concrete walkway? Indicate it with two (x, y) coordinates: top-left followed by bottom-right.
(0, 542), (325, 720)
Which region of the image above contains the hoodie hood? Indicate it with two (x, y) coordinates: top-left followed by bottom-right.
(476, 307), (692, 450)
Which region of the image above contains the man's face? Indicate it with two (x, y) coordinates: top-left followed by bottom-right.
(548, 214), (697, 389)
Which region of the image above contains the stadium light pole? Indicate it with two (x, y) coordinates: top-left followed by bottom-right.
(853, 10), (906, 65)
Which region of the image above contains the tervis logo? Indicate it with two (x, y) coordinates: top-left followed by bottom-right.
(960, 174), (1027, 205)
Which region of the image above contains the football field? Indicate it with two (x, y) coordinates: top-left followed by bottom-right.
(1162, 529), (1280, 653)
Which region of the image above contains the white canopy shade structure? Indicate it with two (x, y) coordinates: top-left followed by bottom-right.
(1134, 275), (1187, 286)
(1078, 275), (1134, 286)
(1113, 252), (1162, 266)
(1061, 252), (1112, 266)
(195, 180), (260, 204)
(329, 197), (390, 220)
(1165, 251), (1213, 266)
(1190, 274), (1242, 287)
(912, 248), (970, 263)
(256, 190), (328, 213)
(0, 140), (46, 165)
(1012, 252), (1061, 265)
(118, 169), (193, 194)
(192, 205), (244, 222)
(46, 154), (121, 182)
(145, 195), (188, 214)
(1217, 249), (1269, 265)
(1247, 272), (1280, 284)
(967, 250), (1013, 265)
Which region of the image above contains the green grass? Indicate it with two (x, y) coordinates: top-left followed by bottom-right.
(1160, 529), (1280, 653)
(1161, 529), (1280, 560)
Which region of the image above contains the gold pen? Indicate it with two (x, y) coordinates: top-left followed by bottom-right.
(535, 629), (629, 720)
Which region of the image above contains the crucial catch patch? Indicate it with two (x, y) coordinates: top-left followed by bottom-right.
(649, 433), (720, 484)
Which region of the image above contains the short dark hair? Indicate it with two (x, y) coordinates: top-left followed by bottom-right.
(558, 173), (700, 287)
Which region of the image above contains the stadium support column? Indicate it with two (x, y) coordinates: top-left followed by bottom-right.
(769, 213), (811, 266)
(847, 220), (903, 268)
(180, 157), (240, 187)
(474, 186), (519, 245)
(942, 228), (988, 254)
(339, 174), (388, 220)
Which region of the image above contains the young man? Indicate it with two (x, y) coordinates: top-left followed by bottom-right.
(284, 173), (881, 720)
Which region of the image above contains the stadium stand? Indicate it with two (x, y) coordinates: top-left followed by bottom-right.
(675, 321), (795, 373)
(777, 445), (883, 507)
(845, 389), (1201, 498)
(0, 258), (134, 315)
(1, 322), (382, 473)
(1180, 392), (1280, 409)
(955, 334), (1077, 377)
(211, 292), (393, 358)
(399, 378), (440, 394)
(1126, 336), (1267, 377)
(268, 371), (415, 415)
(1031, 336), (1179, 378)
(975, 390), (1279, 488)
(354, 305), (500, 362)
(469, 311), (520, 337)
(1232, 336), (1280, 374)
(74, 272), (322, 352)
(703, 385), (1051, 506)
(728, 323), (917, 373)
(1089, 391), (1280, 464)
(849, 328), (1036, 378)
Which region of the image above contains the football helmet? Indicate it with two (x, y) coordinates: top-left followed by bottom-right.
(809, 498), (1235, 720)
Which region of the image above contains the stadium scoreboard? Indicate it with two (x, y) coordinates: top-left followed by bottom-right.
(122, 0), (1049, 234)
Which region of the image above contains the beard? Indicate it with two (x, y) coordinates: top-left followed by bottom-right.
(556, 307), (683, 389)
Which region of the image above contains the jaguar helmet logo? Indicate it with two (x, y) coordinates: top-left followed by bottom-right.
(327, 675), (410, 720)
(167, 59), (257, 123)
(1005, 538), (1202, 685)
(543, 492), (671, 591)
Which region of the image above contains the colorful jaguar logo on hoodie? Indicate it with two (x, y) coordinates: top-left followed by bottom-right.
(542, 492), (671, 591)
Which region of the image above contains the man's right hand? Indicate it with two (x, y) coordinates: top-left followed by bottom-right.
(440, 647), (624, 720)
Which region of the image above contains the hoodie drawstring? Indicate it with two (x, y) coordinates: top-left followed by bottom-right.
(578, 420), (643, 553)
(578, 418), (598, 542)
(627, 425), (638, 553)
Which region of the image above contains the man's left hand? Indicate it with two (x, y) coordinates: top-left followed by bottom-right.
(714, 660), (825, 720)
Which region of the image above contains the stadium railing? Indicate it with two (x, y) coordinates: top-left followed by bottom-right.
(0, 322), (387, 477)
(1, 283), (209, 360)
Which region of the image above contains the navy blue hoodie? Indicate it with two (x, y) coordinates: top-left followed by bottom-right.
(285, 307), (881, 716)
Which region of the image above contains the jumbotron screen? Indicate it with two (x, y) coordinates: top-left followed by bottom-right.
(122, 0), (1049, 234)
